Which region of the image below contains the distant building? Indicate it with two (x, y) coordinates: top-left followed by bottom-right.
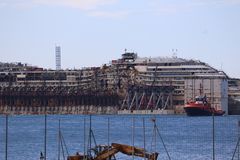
(55, 46), (61, 70)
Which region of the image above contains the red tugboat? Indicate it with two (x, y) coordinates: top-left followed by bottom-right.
(184, 95), (225, 116)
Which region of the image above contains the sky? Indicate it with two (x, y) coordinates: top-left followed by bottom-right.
(0, 0), (240, 78)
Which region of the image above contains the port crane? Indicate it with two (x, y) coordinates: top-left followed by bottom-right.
(67, 143), (158, 160)
(67, 116), (159, 160)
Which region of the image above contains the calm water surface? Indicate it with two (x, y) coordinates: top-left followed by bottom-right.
(0, 115), (239, 160)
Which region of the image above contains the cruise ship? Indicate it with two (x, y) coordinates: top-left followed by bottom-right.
(0, 52), (230, 115)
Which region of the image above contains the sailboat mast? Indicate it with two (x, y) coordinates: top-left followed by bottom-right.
(89, 115), (92, 156)
(212, 113), (215, 160)
(5, 114), (8, 160)
(44, 114), (47, 160)
(107, 117), (110, 148)
(143, 118), (146, 160)
(154, 120), (157, 153)
(84, 117), (86, 157)
(107, 117), (110, 160)
(58, 119), (61, 160)
(132, 117), (135, 160)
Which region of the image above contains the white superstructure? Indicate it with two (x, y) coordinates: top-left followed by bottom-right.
(132, 56), (228, 114)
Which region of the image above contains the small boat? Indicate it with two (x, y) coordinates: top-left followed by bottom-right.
(184, 95), (225, 116)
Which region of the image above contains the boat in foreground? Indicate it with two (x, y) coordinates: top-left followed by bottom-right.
(184, 96), (225, 116)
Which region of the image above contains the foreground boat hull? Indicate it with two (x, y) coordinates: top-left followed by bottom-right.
(184, 106), (225, 116)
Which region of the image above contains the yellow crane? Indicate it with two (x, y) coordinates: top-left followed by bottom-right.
(67, 143), (158, 160)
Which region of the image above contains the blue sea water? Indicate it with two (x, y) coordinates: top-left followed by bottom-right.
(0, 115), (239, 160)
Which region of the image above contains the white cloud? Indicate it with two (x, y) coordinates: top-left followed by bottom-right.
(0, 0), (26, 8)
(34, 0), (117, 10)
(0, 0), (124, 18)
(188, 0), (240, 7)
(1, 0), (240, 16)
(0, 0), (117, 10)
(146, 0), (240, 16)
(0, 0), (129, 18)
(88, 10), (129, 18)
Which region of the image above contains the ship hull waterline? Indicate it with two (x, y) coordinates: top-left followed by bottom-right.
(184, 107), (225, 116)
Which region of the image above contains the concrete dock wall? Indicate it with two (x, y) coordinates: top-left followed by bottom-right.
(118, 109), (175, 115)
(0, 105), (118, 115)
